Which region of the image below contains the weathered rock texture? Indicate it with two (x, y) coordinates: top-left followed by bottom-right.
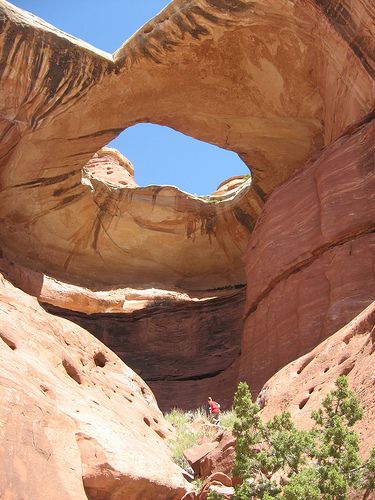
(0, 0), (374, 289)
(0, 262), (187, 500)
(0, 0), (374, 497)
(84, 147), (137, 189)
(259, 301), (375, 458)
(43, 288), (245, 412)
(240, 116), (375, 395)
(184, 430), (235, 479)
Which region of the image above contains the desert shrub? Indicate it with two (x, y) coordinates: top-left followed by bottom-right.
(165, 407), (189, 429)
(164, 407), (218, 472)
(165, 408), (197, 468)
(230, 376), (375, 499)
(207, 490), (227, 499)
(220, 409), (237, 430)
(165, 405), (238, 472)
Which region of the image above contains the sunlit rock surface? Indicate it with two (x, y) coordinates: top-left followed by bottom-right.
(0, 265), (187, 499)
(240, 116), (375, 395)
(0, 0), (373, 288)
(259, 301), (375, 458)
(0, 0), (374, 497)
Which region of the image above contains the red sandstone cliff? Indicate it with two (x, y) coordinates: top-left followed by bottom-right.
(241, 115), (375, 396)
(0, 264), (188, 499)
(0, 0), (374, 497)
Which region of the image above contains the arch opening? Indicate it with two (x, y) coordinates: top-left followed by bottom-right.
(108, 123), (250, 196)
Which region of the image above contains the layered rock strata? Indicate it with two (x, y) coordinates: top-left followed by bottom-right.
(241, 116), (375, 395)
(0, 0), (374, 289)
(43, 288), (245, 411)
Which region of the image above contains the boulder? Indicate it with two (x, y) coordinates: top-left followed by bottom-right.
(184, 430), (236, 479)
(184, 442), (220, 476)
(208, 472), (233, 487)
(182, 475), (235, 500)
(199, 432), (236, 479)
(0, 267), (188, 499)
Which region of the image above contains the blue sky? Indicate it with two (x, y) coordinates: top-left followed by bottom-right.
(12, 1), (248, 195)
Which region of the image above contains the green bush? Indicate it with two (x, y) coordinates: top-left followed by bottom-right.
(230, 376), (375, 499)
(164, 407), (218, 472)
(164, 408), (197, 466)
(164, 406), (238, 474)
(207, 490), (227, 499)
(220, 410), (237, 430)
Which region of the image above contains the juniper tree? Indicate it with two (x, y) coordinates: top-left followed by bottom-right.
(229, 376), (374, 499)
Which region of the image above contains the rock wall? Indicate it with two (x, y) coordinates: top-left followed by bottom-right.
(0, 262), (187, 499)
(43, 289), (245, 412)
(259, 301), (375, 458)
(0, 0), (374, 496)
(1, 0), (374, 288)
(241, 116), (375, 395)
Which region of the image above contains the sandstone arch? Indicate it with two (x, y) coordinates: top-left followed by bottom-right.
(0, 0), (374, 496)
(0, 0), (373, 287)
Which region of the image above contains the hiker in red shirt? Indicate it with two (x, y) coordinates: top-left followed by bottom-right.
(208, 396), (221, 425)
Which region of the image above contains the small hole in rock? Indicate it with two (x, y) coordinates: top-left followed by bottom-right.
(155, 429), (166, 439)
(40, 384), (50, 394)
(338, 356), (349, 365)
(144, 417), (151, 427)
(309, 387), (314, 394)
(0, 332), (16, 350)
(340, 364), (354, 376)
(296, 355), (314, 376)
(124, 395), (133, 403)
(94, 351), (107, 368)
(324, 367), (329, 373)
(153, 418), (159, 424)
(62, 358), (82, 384)
(299, 397), (309, 410)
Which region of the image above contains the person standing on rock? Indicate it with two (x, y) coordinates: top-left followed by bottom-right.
(208, 396), (221, 425)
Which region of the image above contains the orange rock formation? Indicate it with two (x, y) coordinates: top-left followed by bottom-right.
(0, 0), (374, 497)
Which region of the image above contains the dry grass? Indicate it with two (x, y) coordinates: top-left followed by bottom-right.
(164, 407), (236, 472)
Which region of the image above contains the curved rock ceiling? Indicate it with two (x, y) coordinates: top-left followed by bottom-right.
(0, 0), (373, 290)
(0, 0), (374, 413)
(0, 1), (373, 496)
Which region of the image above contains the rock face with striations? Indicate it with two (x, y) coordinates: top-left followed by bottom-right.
(258, 301), (375, 458)
(0, 0), (374, 497)
(241, 116), (375, 396)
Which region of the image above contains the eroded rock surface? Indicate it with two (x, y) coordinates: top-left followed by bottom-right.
(0, 0), (374, 289)
(43, 288), (244, 412)
(241, 116), (375, 395)
(0, 0), (374, 497)
(0, 264), (188, 500)
(84, 147), (137, 189)
(259, 301), (375, 458)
